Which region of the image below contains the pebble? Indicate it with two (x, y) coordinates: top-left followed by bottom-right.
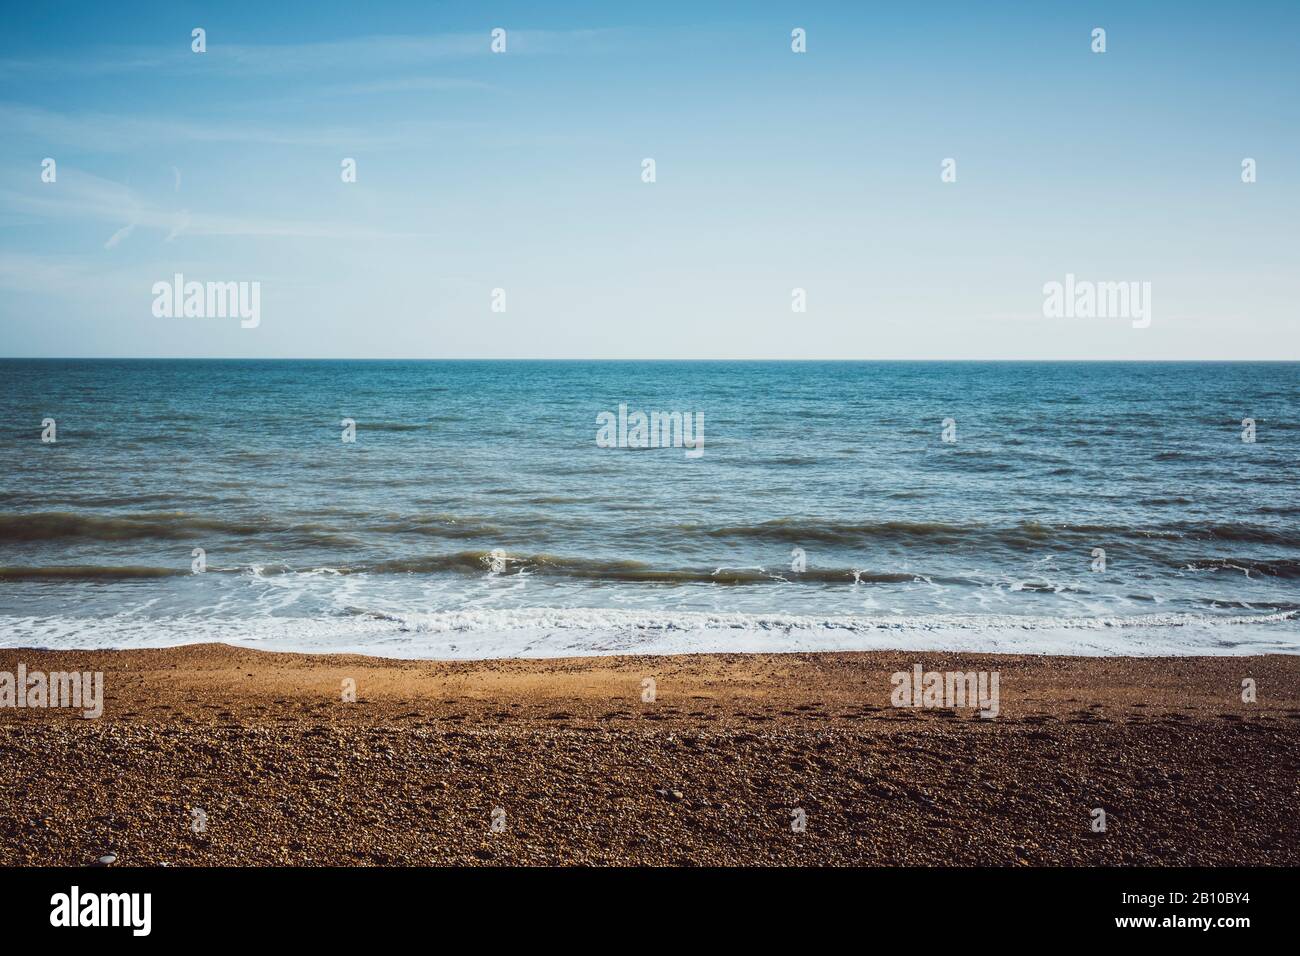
(6, 644), (1291, 867)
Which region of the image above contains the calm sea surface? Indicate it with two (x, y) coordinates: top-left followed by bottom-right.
(1, 360), (1297, 657)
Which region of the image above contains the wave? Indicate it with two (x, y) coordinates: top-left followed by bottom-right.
(10, 545), (1299, 589)
(0, 493), (219, 509)
(0, 512), (237, 541)
(0, 551), (1011, 585)
(341, 552), (971, 585)
(366, 514), (504, 539)
(0, 510), (501, 545)
(675, 518), (1298, 547)
(0, 511), (357, 546)
(1, 607), (1294, 659)
(1170, 524), (1299, 545)
(5, 510), (1293, 552)
(357, 607), (1300, 634)
(687, 518), (1026, 546)
(1183, 558), (1300, 579)
(352, 422), (429, 432)
(0, 565), (185, 580)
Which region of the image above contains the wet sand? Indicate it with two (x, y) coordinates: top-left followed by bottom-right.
(1, 644), (1297, 866)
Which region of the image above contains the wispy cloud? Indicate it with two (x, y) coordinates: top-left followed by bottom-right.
(322, 75), (495, 96)
(2, 167), (144, 247)
(0, 29), (618, 76)
(0, 103), (447, 150)
(0, 166), (425, 243)
(103, 222), (136, 249)
(0, 253), (98, 293)
(164, 210), (189, 243)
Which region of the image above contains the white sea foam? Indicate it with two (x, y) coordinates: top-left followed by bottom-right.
(0, 608), (1295, 660)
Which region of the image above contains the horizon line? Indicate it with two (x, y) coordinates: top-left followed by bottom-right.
(2, 357), (1299, 364)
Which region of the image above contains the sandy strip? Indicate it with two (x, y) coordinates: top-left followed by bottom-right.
(0, 644), (1297, 866)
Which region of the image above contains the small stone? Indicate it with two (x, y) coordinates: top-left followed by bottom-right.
(669, 790), (684, 802)
(93, 853), (117, 866)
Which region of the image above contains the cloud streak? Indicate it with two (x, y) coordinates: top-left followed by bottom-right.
(0, 103), (462, 151)
(0, 166), (426, 242)
(0, 29), (619, 77)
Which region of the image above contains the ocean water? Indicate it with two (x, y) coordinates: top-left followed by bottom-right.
(0, 359), (1297, 658)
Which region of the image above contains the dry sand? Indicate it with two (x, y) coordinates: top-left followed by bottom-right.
(1, 644), (1297, 866)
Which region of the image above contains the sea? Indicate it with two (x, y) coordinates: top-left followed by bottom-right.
(1, 359), (1296, 658)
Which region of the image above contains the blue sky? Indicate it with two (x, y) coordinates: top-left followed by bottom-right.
(1, 0), (1297, 358)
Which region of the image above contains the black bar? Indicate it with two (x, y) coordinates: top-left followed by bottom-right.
(0, 866), (1285, 940)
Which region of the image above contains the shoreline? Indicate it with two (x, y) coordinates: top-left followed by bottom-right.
(1, 643), (1297, 866)
(3, 605), (1296, 660)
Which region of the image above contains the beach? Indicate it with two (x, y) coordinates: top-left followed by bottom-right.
(2, 643), (1297, 866)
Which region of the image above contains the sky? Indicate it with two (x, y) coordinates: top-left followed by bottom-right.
(0, 0), (1297, 359)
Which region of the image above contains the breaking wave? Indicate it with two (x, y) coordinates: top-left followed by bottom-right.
(0, 607), (1294, 660)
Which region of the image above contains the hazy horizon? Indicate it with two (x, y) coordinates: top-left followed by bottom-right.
(5, 357), (1300, 364)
